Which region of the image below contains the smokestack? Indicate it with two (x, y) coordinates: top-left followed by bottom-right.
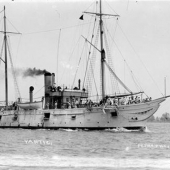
(29, 86), (34, 102)
(78, 79), (81, 90)
(44, 72), (52, 93)
(51, 73), (55, 86)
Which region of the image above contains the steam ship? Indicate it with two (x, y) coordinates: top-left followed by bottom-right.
(0, 1), (168, 130)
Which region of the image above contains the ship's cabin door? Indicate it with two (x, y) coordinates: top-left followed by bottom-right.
(52, 96), (62, 109)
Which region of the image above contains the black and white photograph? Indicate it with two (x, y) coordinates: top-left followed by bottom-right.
(0, 0), (170, 169)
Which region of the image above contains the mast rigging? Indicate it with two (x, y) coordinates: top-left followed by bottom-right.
(1, 6), (21, 109)
(99, 0), (105, 99)
(4, 6), (8, 109)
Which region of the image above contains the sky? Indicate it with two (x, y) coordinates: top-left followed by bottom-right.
(0, 0), (170, 117)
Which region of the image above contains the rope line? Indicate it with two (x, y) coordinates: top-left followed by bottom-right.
(6, 18), (21, 34)
(105, 24), (145, 94)
(33, 86), (44, 96)
(72, 41), (86, 88)
(22, 22), (93, 35)
(82, 18), (97, 88)
(7, 36), (21, 99)
(56, 29), (61, 86)
(117, 23), (164, 96)
(105, 61), (132, 93)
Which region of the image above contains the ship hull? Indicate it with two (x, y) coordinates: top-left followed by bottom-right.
(0, 97), (165, 130)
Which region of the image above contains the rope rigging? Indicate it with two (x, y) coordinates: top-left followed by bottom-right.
(59, 15), (90, 84)
(6, 36), (21, 100)
(105, 61), (132, 93)
(100, 61), (102, 98)
(103, 25), (120, 94)
(85, 24), (100, 98)
(0, 39), (4, 65)
(14, 34), (22, 69)
(104, 22), (144, 94)
(82, 17), (97, 89)
(6, 18), (21, 35)
(104, 1), (119, 17)
(33, 85), (44, 97)
(0, 1), (160, 105)
(56, 29), (61, 86)
(22, 22), (94, 35)
(117, 22), (164, 96)
(59, 36), (81, 83)
(72, 41), (86, 88)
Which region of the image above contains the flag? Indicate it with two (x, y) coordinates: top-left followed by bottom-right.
(79, 15), (84, 20)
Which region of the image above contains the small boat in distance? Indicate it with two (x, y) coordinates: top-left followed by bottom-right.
(0, 1), (169, 131)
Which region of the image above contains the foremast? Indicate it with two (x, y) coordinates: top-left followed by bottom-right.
(0, 6), (21, 110)
(3, 6), (8, 109)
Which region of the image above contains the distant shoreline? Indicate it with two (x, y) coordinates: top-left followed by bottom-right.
(147, 113), (170, 122)
(147, 121), (170, 123)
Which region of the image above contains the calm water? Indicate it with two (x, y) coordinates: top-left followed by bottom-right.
(0, 123), (170, 170)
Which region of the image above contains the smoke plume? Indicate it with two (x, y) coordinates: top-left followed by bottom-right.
(23, 67), (49, 77)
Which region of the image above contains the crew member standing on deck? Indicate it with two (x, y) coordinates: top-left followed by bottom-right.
(46, 102), (49, 109)
(55, 101), (58, 109)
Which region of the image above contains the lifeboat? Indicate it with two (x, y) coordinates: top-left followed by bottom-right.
(17, 101), (42, 110)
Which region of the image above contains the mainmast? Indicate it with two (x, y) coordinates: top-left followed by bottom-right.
(83, 0), (119, 99)
(4, 6), (8, 109)
(99, 0), (105, 99)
